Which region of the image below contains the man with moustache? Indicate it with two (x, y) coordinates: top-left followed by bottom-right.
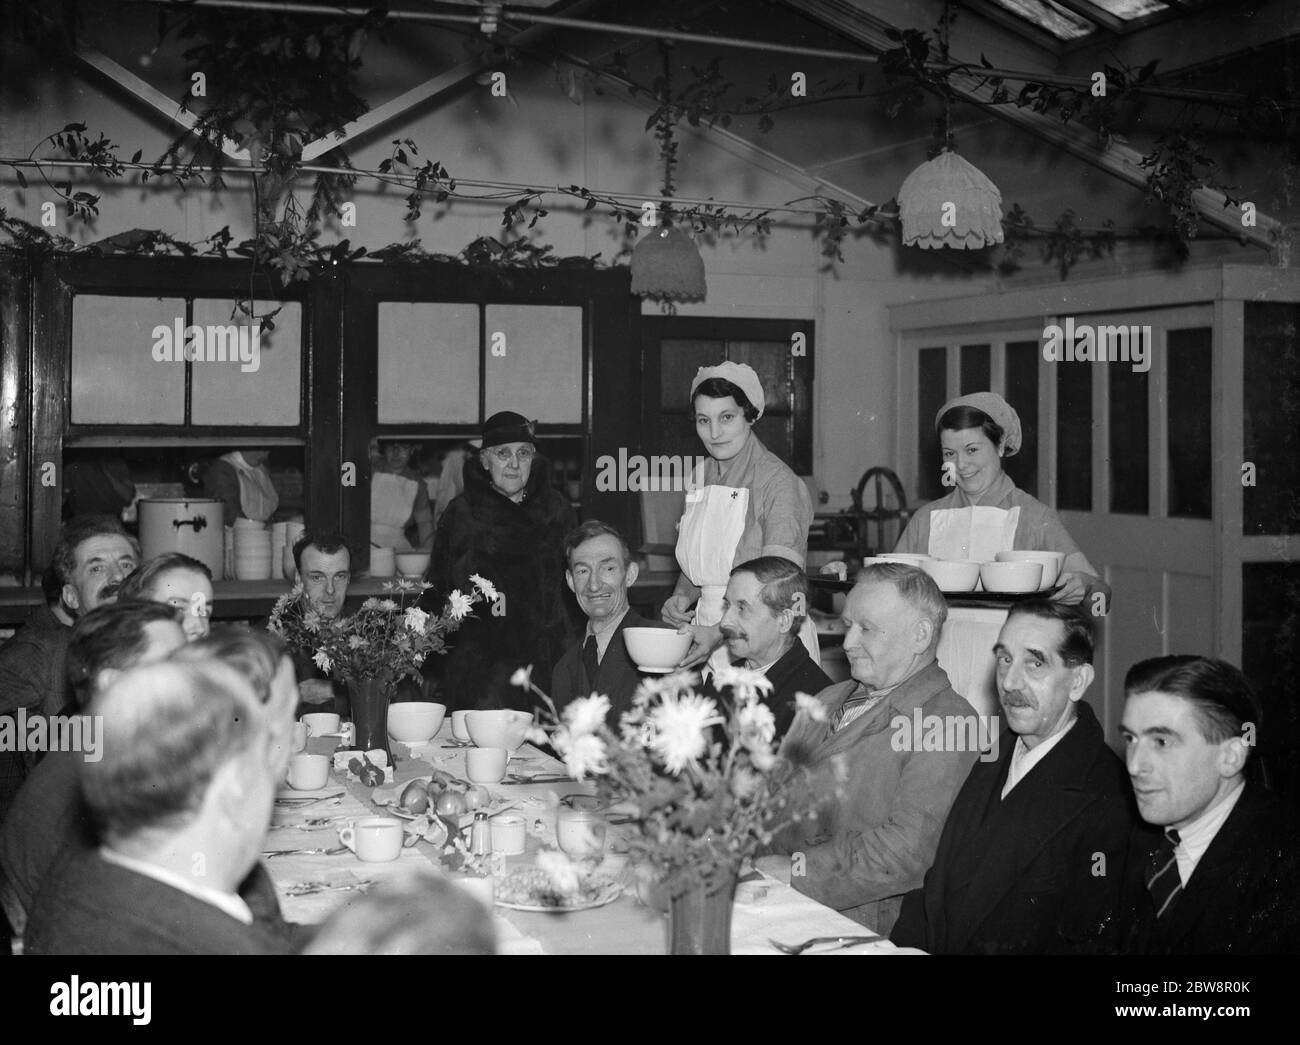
(551, 521), (651, 721)
(892, 601), (1133, 953)
(1115, 655), (1300, 953)
(709, 557), (830, 737)
(0, 516), (139, 824)
(768, 563), (976, 933)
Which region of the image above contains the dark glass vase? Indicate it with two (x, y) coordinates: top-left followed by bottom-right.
(346, 676), (393, 760)
(667, 867), (737, 955)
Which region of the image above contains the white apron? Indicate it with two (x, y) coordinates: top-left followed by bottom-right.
(371, 471), (419, 551)
(927, 505), (1021, 562)
(676, 481), (821, 664)
(220, 452), (279, 523)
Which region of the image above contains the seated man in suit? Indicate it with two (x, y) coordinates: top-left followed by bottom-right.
(708, 556), (830, 737)
(288, 531), (353, 715)
(767, 562), (977, 934)
(0, 515), (139, 823)
(26, 658), (293, 955)
(892, 600), (1133, 953)
(552, 520), (650, 721)
(0, 601), (187, 940)
(1115, 655), (1300, 954)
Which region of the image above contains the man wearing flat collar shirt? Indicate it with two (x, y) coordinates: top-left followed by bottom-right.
(892, 601), (1133, 953)
(766, 563), (976, 934)
(1115, 655), (1300, 954)
(706, 556), (829, 738)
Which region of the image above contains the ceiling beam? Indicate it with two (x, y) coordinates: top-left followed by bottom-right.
(299, 0), (611, 161)
(1062, 0), (1300, 77)
(73, 44), (249, 161)
(785, 0), (1287, 254)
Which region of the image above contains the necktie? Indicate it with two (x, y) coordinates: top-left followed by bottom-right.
(831, 691), (872, 732)
(1146, 828), (1182, 919)
(581, 634), (600, 691)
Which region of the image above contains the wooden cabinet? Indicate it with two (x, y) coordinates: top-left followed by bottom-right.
(0, 252), (639, 581)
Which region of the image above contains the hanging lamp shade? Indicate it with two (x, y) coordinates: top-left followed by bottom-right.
(897, 149), (1004, 250)
(630, 225), (707, 300)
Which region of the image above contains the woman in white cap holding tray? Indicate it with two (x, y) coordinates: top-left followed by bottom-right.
(895, 391), (1110, 607)
(662, 361), (818, 663)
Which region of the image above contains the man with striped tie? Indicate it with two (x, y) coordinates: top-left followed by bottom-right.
(1116, 655), (1300, 954)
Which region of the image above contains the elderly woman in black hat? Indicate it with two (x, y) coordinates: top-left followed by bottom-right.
(895, 391), (1110, 607)
(426, 412), (578, 711)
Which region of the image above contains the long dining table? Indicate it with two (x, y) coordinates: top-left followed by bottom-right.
(263, 721), (914, 955)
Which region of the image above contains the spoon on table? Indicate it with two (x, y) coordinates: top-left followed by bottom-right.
(768, 934), (885, 955)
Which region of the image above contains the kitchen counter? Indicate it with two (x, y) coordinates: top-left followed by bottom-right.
(0, 571), (680, 626)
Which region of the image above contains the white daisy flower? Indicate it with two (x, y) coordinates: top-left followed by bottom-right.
(648, 693), (723, 774)
(794, 691), (828, 723)
(562, 694), (610, 737)
(446, 590), (473, 620)
(470, 574), (499, 600)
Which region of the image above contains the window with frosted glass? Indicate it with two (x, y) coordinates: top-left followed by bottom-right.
(190, 299), (301, 425)
(483, 305), (583, 424)
(71, 295), (186, 424)
(378, 302), (479, 424)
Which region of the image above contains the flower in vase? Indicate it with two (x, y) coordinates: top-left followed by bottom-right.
(379, 599), (399, 613)
(736, 701), (776, 749)
(731, 766), (762, 800)
(510, 665), (534, 689)
(403, 606), (430, 634)
(347, 635), (366, 650)
(447, 590), (473, 620)
(362, 597), (380, 610)
(563, 694), (610, 737)
(313, 650), (332, 673)
(303, 610), (322, 634)
(648, 693), (722, 774)
(554, 729), (608, 780)
(470, 574), (499, 600)
(794, 691), (828, 723)
(711, 663), (773, 706)
(536, 850), (583, 896)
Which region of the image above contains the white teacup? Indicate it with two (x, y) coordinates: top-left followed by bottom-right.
(287, 753), (330, 790)
(290, 721), (309, 753)
(466, 746), (507, 784)
(302, 712), (341, 737)
(557, 807), (607, 858)
(451, 709), (472, 743)
(338, 816), (404, 863)
(490, 813), (527, 856)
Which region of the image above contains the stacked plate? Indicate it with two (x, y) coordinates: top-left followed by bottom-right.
(270, 521), (288, 578)
(234, 518), (273, 580)
(283, 519), (305, 581)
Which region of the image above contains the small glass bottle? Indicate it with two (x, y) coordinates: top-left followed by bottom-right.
(470, 811), (491, 857)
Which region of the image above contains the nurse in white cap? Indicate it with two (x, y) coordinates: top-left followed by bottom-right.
(663, 361), (819, 664)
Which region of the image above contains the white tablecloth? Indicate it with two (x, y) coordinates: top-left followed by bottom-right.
(265, 728), (913, 955)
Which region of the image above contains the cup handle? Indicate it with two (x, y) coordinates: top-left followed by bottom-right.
(337, 826), (356, 852)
